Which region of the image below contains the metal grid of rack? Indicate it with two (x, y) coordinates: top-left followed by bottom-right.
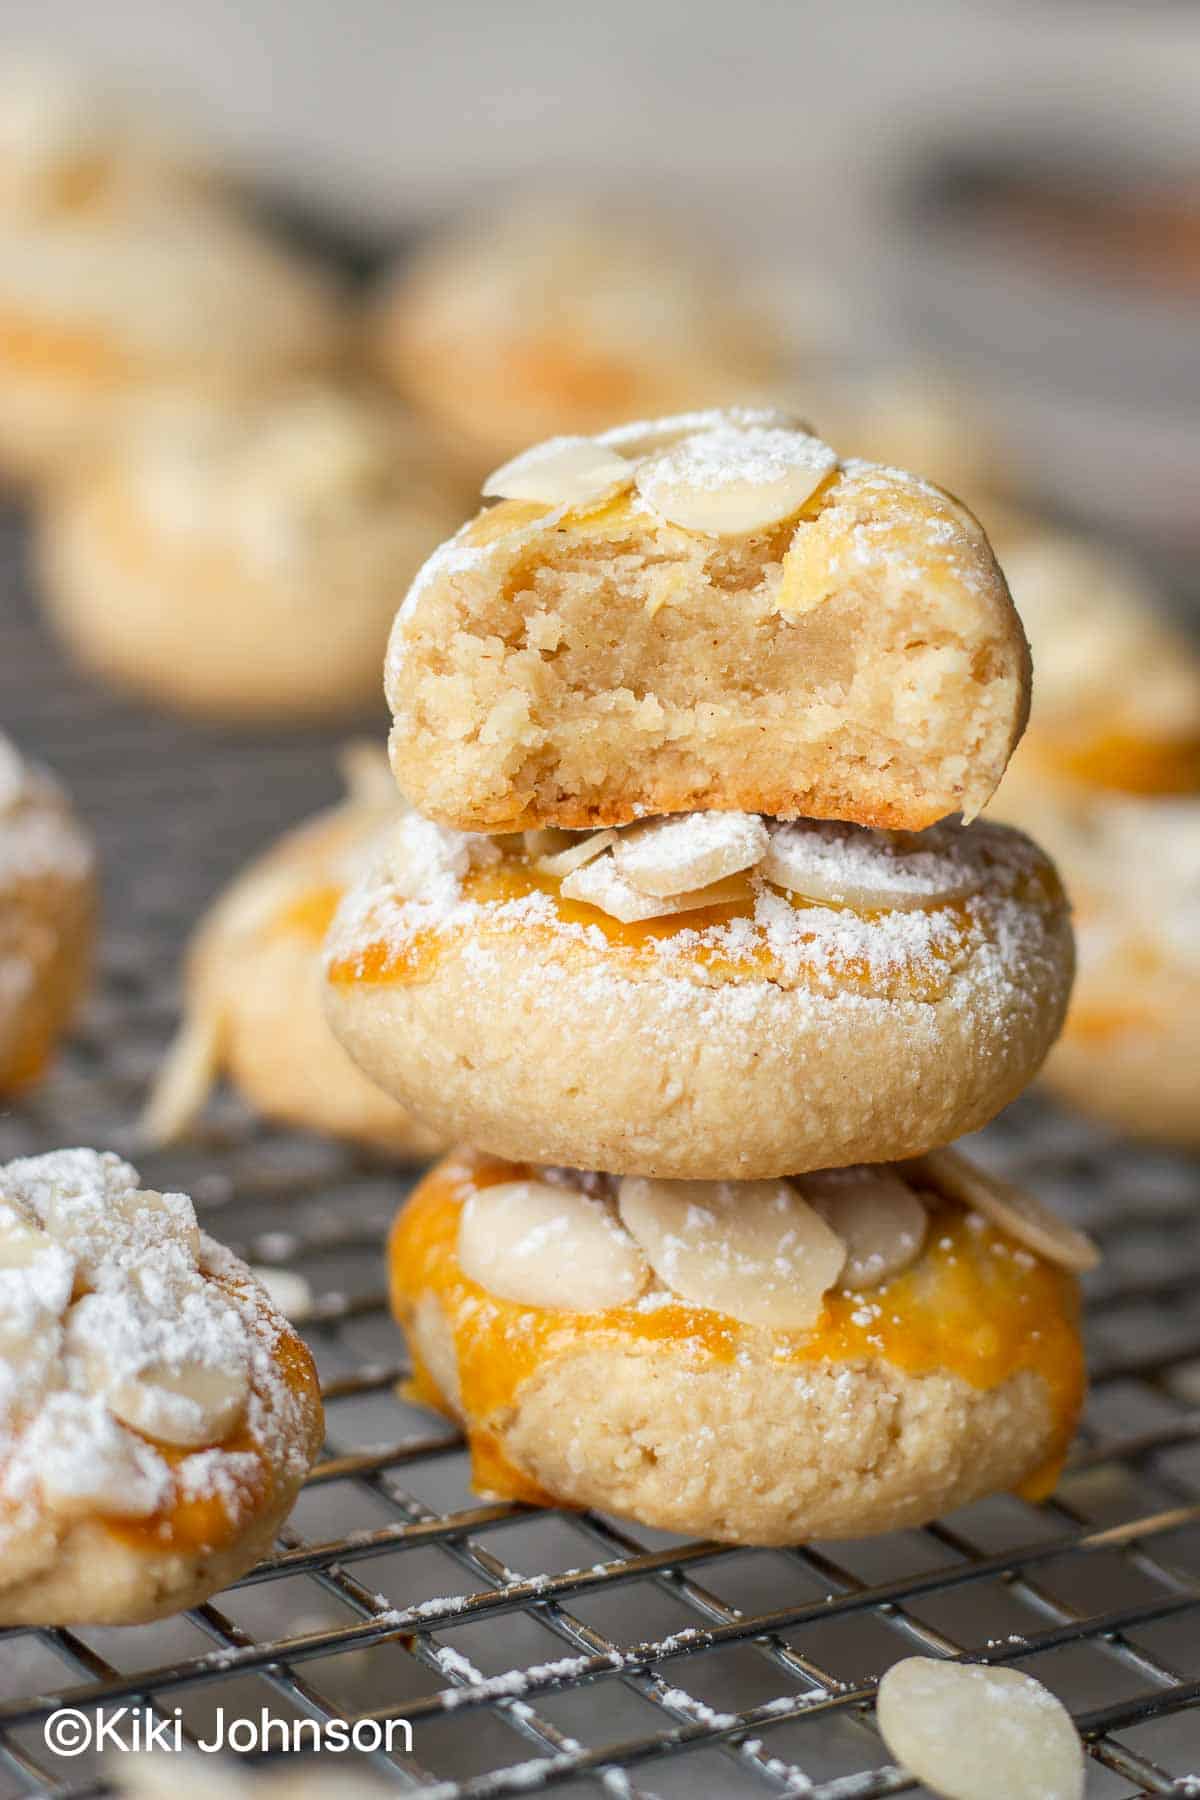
(3, 505), (1200, 1797)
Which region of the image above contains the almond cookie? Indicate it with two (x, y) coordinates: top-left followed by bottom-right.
(323, 809), (1073, 1179)
(386, 410), (1029, 833)
(388, 1147), (1092, 1544)
(372, 200), (782, 469)
(0, 1149), (323, 1625)
(0, 189), (341, 485)
(144, 746), (441, 1158)
(991, 527), (1200, 1145)
(0, 54), (210, 221)
(37, 381), (467, 719)
(0, 734), (95, 1091)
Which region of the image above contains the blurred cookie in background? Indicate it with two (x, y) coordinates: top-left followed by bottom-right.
(782, 365), (1006, 513)
(142, 744), (443, 1161)
(36, 379), (471, 721)
(0, 52), (213, 220)
(0, 131), (344, 485)
(0, 732), (95, 1093)
(990, 525), (1200, 1147)
(371, 194), (785, 469)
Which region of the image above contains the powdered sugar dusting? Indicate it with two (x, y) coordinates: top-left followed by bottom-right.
(0, 1149), (314, 1581)
(328, 809), (1050, 1012)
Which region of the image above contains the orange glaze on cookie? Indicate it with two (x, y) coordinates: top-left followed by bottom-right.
(269, 883), (344, 943)
(390, 1151), (1085, 1509)
(103, 1291), (318, 1555)
(1031, 729), (1200, 798)
(327, 854), (975, 1003)
(0, 311), (138, 386)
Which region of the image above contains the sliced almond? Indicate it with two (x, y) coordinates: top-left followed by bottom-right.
(762, 820), (977, 912)
(911, 1147), (1100, 1274)
(600, 407), (805, 460)
(617, 1176), (846, 1330)
(635, 425), (838, 537)
(107, 1359), (249, 1449)
(0, 1208), (58, 1271)
(411, 1292), (463, 1414)
(482, 436), (634, 509)
(799, 1167), (928, 1290)
(876, 1657), (1084, 1800)
(561, 853), (750, 923)
(139, 1009), (223, 1148)
(250, 1265), (313, 1322)
(612, 812), (769, 898)
(523, 828), (575, 858)
(536, 828), (618, 878)
(458, 1179), (647, 1313)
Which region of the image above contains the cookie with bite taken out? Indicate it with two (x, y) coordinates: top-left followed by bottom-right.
(385, 410), (1030, 834)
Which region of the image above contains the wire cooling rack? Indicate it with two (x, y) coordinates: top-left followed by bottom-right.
(3, 503), (1200, 1799)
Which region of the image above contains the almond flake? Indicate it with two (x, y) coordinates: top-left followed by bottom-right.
(635, 424), (837, 536)
(799, 1166), (928, 1289)
(561, 853), (750, 923)
(613, 811), (769, 898)
(458, 1179), (647, 1312)
(762, 819), (977, 912)
(482, 436), (634, 509)
(536, 829), (618, 878)
(876, 1657), (1084, 1800)
(617, 1176), (846, 1329)
(911, 1148), (1100, 1273)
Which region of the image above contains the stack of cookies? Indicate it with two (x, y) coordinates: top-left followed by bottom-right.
(324, 408), (1098, 1544)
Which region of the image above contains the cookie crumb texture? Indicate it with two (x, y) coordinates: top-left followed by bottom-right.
(386, 418), (1029, 833)
(0, 1149), (322, 1625)
(390, 1152), (1085, 1545)
(0, 736), (95, 1091)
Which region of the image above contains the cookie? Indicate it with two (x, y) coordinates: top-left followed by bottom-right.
(37, 380), (467, 719)
(992, 526), (1200, 1144)
(0, 734), (95, 1091)
(0, 191), (341, 484)
(372, 199), (782, 469)
(144, 746), (442, 1158)
(324, 808), (1073, 1179)
(0, 54), (209, 221)
(388, 1148), (1091, 1544)
(0, 1149), (323, 1625)
(386, 410), (1029, 832)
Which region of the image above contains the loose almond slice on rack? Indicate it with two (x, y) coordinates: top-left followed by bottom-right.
(483, 436), (634, 509)
(762, 820), (977, 912)
(635, 424), (838, 536)
(458, 1179), (648, 1312)
(910, 1147), (1100, 1273)
(139, 1009), (224, 1148)
(612, 812), (769, 898)
(876, 1656), (1084, 1800)
(799, 1166), (928, 1289)
(617, 1176), (846, 1329)
(561, 853), (749, 923)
